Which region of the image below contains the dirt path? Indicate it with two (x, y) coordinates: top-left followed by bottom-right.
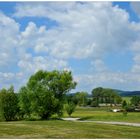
(62, 118), (80, 121)
(78, 120), (140, 127)
(62, 118), (140, 127)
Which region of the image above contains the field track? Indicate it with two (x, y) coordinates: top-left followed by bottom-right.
(62, 118), (140, 127)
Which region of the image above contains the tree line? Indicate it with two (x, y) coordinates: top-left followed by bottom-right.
(0, 70), (140, 121)
(91, 87), (122, 107)
(65, 87), (140, 112)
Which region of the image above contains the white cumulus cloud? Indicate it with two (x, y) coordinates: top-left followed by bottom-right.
(0, 2), (140, 92)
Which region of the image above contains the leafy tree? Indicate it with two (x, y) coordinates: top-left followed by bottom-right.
(18, 87), (31, 118)
(19, 70), (76, 119)
(91, 99), (99, 107)
(0, 86), (19, 121)
(75, 92), (88, 106)
(65, 94), (78, 106)
(122, 100), (127, 109)
(114, 95), (122, 104)
(87, 98), (92, 106)
(130, 96), (140, 106)
(92, 87), (122, 107)
(125, 104), (135, 112)
(65, 102), (76, 116)
(92, 87), (103, 107)
(0, 91), (5, 121)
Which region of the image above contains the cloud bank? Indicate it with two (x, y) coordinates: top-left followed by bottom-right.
(0, 2), (140, 92)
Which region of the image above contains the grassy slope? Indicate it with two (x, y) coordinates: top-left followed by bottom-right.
(0, 120), (140, 138)
(69, 107), (140, 123)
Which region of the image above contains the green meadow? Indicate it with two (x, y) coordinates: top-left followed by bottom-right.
(0, 120), (140, 138)
(71, 107), (140, 123)
(0, 107), (140, 138)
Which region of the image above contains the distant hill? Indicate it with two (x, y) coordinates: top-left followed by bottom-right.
(69, 89), (140, 97)
(113, 89), (140, 97)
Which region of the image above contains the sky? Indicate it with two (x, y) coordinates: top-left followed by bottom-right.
(0, 1), (140, 93)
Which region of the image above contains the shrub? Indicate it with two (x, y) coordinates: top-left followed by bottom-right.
(122, 100), (127, 109)
(90, 100), (99, 107)
(125, 104), (135, 112)
(65, 103), (76, 117)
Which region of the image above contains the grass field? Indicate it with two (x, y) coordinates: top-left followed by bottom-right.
(0, 120), (140, 138)
(0, 106), (140, 138)
(65, 107), (140, 123)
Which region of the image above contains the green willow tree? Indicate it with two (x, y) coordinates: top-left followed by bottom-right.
(19, 70), (77, 119)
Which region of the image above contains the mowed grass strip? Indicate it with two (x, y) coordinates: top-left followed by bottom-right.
(70, 107), (140, 123)
(0, 120), (140, 138)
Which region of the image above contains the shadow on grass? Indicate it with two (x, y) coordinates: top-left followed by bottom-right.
(22, 116), (63, 121)
(48, 117), (63, 121)
(79, 116), (93, 120)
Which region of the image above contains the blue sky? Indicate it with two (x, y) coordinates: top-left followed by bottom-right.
(0, 1), (140, 93)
